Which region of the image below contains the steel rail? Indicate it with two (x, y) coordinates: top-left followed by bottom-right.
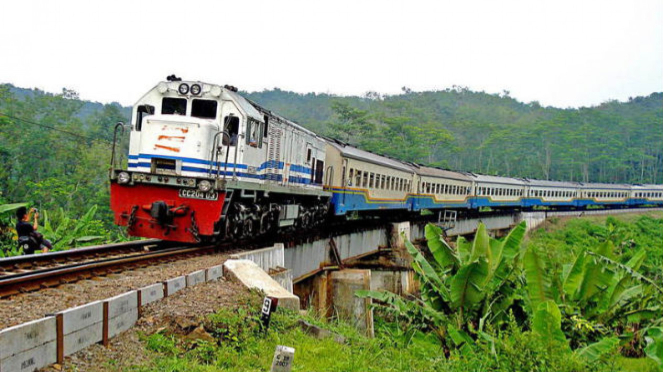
(0, 239), (188, 277)
(0, 245), (214, 298)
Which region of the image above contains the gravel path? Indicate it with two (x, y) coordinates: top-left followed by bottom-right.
(0, 251), (235, 329)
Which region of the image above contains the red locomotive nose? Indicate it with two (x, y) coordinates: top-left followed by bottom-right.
(111, 183), (225, 243)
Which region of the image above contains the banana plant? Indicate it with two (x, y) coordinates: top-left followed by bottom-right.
(523, 238), (662, 361)
(41, 205), (105, 250)
(358, 221), (528, 346)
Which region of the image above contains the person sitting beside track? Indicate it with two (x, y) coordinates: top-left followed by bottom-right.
(16, 206), (52, 254)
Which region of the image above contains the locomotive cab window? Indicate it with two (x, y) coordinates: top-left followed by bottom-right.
(191, 99), (218, 119)
(135, 104), (155, 131)
(162, 98), (187, 115)
(223, 115), (240, 146)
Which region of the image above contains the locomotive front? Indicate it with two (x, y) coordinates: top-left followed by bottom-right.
(110, 79), (232, 242)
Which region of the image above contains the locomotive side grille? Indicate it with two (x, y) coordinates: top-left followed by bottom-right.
(267, 127), (282, 181)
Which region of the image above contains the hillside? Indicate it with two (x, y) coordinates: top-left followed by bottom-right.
(244, 88), (663, 184)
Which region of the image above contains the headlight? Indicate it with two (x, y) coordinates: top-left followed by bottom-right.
(178, 83), (189, 95)
(190, 84), (202, 95)
(118, 172), (131, 184)
(198, 180), (212, 192)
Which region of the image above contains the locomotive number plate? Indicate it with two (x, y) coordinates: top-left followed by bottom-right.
(178, 189), (219, 201)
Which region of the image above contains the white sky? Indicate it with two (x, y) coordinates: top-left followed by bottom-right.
(1, 0), (661, 108)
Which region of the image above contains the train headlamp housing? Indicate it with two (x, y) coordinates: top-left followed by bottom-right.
(198, 180), (212, 192)
(178, 83), (190, 95)
(118, 171), (131, 184)
(190, 84), (202, 95)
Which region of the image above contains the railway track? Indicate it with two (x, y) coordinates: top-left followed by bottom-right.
(0, 216), (391, 298)
(0, 240), (213, 298)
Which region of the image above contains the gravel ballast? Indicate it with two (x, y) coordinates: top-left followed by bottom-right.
(0, 251), (233, 330)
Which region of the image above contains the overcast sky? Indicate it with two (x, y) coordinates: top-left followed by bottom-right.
(1, 0), (661, 108)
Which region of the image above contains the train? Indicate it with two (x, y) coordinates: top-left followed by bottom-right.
(109, 78), (663, 243)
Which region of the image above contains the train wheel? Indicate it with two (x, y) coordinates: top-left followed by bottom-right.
(243, 219), (253, 237)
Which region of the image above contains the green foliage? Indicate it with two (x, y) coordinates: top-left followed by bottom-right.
(525, 213), (663, 355)
(40, 205), (107, 250)
(644, 327), (663, 369)
(360, 221), (528, 352)
(0, 202), (28, 255)
(0, 84), (130, 247)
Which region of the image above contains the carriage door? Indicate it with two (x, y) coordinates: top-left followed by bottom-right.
(266, 126), (283, 182)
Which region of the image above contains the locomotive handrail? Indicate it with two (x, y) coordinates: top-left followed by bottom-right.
(109, 122), (126, 177)
(209, 130), (231, 180)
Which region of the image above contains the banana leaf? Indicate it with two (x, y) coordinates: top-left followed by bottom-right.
(645, 327), (663, 369)
(424, 223), (459, 269)
(563, 248), (587, 301)
(501, 221), (526, 261)
(524, 247), (552, 311)
(404, 237), (450, 301)
(0, 203), (28, 215)
(450, 259), (489, 310)
(456, 236), (472, 264)
(470, 223), (491, 264)
(575, 337), (619, 363)
(532, 300), (567, 345)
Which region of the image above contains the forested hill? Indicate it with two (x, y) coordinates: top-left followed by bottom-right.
(244, 88), (663, 184)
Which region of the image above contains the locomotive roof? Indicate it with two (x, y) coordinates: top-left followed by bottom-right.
(326, 139), (414, 173)
(241, 96), (321, 139)
(224, 89), (265, 124)
(415, 166), (473, 182)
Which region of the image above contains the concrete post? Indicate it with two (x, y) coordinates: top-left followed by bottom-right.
(330, 269), (374, 337)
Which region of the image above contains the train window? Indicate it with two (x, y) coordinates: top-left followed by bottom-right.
(307, 148), (312, 163)
(356, 171), (361, 187)
(363, 172), (368, 188)
(348, 169), (354, 185)
(191, 99), (218, 119)
(315, 159), (324, 184)
(381, 175), (386, 189)
(246, 119), (263, 147)
(162, 97), (187, 115)
(263, 115), (269, 138)
(223, 115), (240, 146)
(135, 105), (155, 131)
(369, 173), (374, 188)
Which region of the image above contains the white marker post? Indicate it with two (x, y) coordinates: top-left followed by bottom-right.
(270, 345), (295, 372)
